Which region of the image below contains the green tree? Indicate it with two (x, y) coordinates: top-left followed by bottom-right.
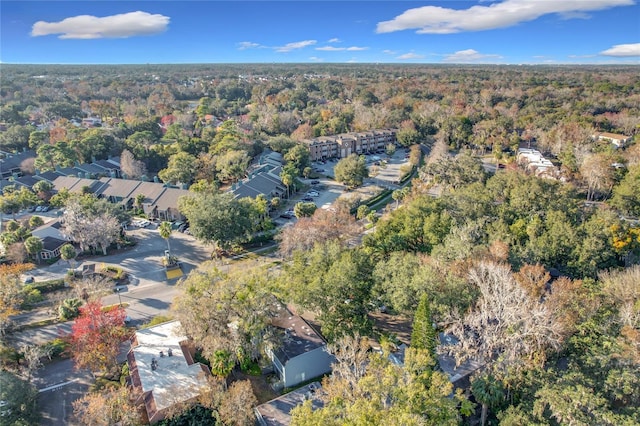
(609, 164), (640, 217)
(293, 201), (317, 218)
(172, 267), (271, 369)
(411, 294), (437, 357)
(334, 154), (368, 187)
(159, 221), (173, 256)
(356, 204), (370, 220)
(60, 243), (77, 271)
(472, 372), (505, 426)
(158, 151), (197, 186)
(28, 215), (44, 229)
(58, 298), (83, 321)
(215, 150), (250, 183)
(178, 191), (254, 250)
(291, 342), (468, 425)
(28, 130), (49, 150)
(0, 370), (40, 425)
(279, 243), (374, 341)
(284, 144), (311, 176)
(280, 170), (294, 199)
(24, 236), (43, 264)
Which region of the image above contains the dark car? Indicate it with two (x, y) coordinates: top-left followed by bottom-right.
(302, 197), (314, 202)
(310, 180), (320, 184)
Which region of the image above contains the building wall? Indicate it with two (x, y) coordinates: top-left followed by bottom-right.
(305, 129), (397, 161)
(281, 347), (335, 388)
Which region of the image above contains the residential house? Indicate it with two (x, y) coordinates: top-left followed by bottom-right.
(92, 158), (121, 178)
(81, 117), (102, 128)
(146, 187), (190, 221)
(255, 382), (323, 426)
(592, 132), (632, 148)
(231, 151), (286, 200)
(73, 162), (112, 179)
(51, 176), (189, 221)
(38, 236), (67, 260)
(516, 148), (558, 179)
(51, 176), (106, 194)
(127, 320), (210, 424)
(30, 220), (72, 261)
(266, 304), (335, 389)
(437, 333), (485, 389)
(0, 149), (36, 179)
(34, 170), (65, 184)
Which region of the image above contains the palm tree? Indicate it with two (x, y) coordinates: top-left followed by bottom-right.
(159, 221), (172, 256)
(135, 194), (146, 212)
(471, 372), (504, 426)
(24, 236), (43, 265)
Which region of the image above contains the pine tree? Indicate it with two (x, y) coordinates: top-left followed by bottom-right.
(411, 294), (437, 357)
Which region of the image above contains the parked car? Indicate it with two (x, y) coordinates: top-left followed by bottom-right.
(35, 206), (43, 212)
(302, 197), (314, 202)
(306, 191), (319, 197)
(310, 180), (320, 185)
(41, 206), (50, 212)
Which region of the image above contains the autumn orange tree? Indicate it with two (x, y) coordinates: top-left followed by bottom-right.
(68, 301), (129, 373)
(0, 263), (34, 334)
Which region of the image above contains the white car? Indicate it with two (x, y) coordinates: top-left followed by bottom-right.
(306, 191), (319, 197)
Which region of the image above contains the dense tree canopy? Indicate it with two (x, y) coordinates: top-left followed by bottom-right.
(333, 154), (369, 187)
(177, 191), (256, 250)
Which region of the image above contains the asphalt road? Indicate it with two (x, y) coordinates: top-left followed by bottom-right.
(8, 227), (212, 424)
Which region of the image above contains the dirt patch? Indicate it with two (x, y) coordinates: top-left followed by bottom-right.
(369, 312), (413, 345)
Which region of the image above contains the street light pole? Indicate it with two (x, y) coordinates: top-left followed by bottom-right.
(116, 288), (122, 306)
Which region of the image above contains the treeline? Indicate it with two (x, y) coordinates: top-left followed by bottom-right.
(1, 65), (638, 191)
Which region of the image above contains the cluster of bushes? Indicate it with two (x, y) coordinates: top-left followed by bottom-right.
(19, 278), (67, 310)
(100, 265), (126, 280)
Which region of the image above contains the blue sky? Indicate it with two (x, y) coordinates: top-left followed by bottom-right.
(2, 1), (639, 64)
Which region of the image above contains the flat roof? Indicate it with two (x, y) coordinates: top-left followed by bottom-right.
(255, 382), (323, 426)
(130, 321), (208, 412)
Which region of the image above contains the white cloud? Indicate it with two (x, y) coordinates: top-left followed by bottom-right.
(275, 40), (316, 53)
(309, 56), (324, 62)
(600, 43), (640, 56)
(237, 41), (262, 50)
(383, 49), (398, 55)
(376, 0), (633, 34)
(443, 49), (502, 63)
(316, 46), (368, 51)
(397, 52), (425, 60)
(31, 11), (169, 39)
(328, 38), (341, 43)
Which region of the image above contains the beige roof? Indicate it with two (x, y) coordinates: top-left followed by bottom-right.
(153, 187), (190, 212)
(595, 132), (630, 140)
(130, 321), (208, 413)
(128, 181), (168, 205)
(96, 177), (142, 199)
(52, 176), (105, 193)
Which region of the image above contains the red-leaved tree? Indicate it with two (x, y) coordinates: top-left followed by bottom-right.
(68, 301), (129, 373)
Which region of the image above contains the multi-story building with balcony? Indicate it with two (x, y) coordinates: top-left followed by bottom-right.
(303, 129), (397, 161)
